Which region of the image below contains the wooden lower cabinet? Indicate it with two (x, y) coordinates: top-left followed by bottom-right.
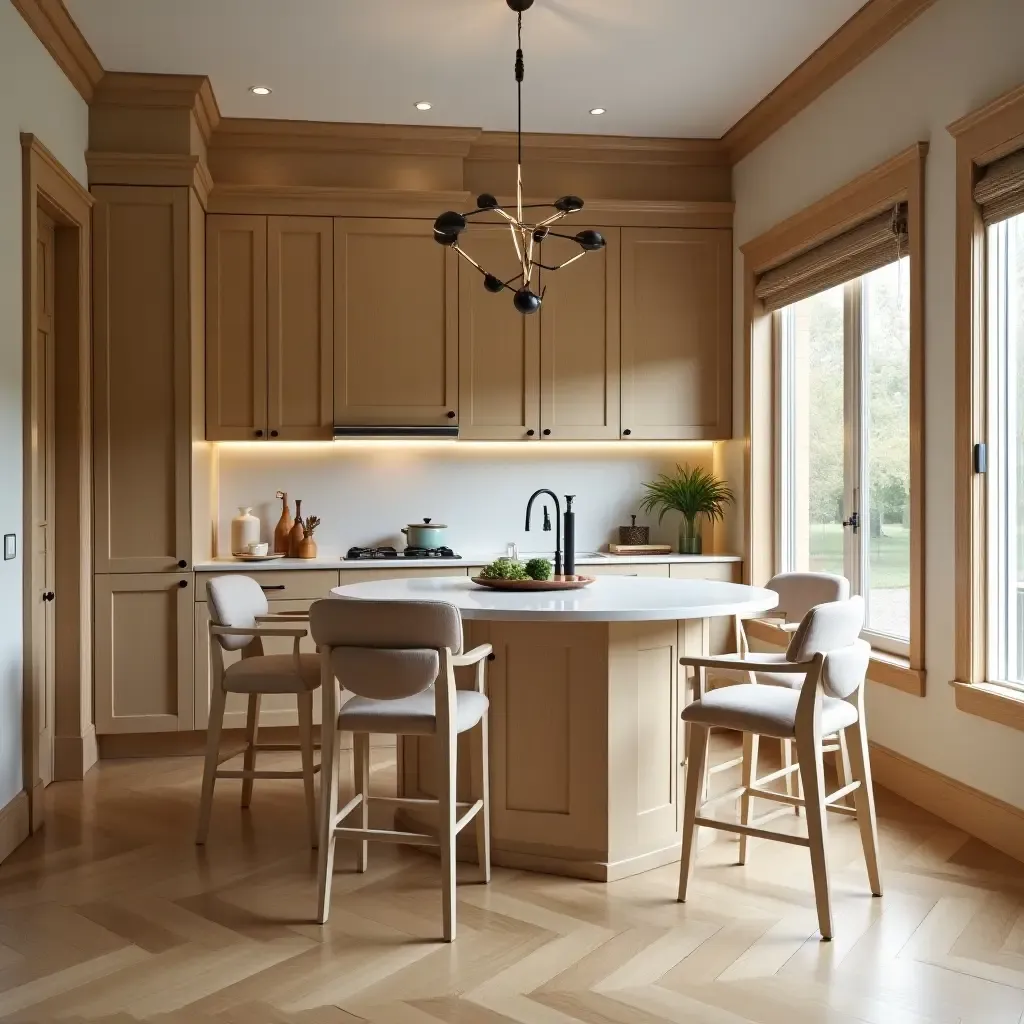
(94, 573), (195, 734)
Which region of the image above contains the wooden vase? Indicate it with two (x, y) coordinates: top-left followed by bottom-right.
(288, 499), (305, 557)
(297, 536), (317, 559)
(273, 491), (293, 555)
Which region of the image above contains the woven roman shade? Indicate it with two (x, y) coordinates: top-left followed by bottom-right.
(974, 148), (1024, 225)
(755, 204), (908, 312)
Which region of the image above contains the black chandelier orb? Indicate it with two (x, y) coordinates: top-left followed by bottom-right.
(431, 0), (606, 315)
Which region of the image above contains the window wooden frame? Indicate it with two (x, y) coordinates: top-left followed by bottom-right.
(949, 82), (1024, 731)
(741, 143), (927, 696)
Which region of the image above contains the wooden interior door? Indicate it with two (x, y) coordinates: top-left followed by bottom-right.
(620, 227), (732, 440)
(31, 209), (57, 787)
(458, 226), (540, 440)
(540, 227), (620, 440)
(206, 214), (268, 440)
(334, 218), (457, 425)
(94, 573), (194, 734)
(267, 216), (333, 440)
(92, 186), (193, 572)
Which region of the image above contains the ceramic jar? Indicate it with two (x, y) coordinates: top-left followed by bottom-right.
(231, 507), (260, 556)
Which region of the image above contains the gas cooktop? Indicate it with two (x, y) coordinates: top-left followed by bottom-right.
(344, 546), (462, 560)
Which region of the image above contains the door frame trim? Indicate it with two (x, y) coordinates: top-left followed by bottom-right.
(21, 135), (95, 835)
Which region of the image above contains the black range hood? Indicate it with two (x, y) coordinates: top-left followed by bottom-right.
(332, 425), (459, 440)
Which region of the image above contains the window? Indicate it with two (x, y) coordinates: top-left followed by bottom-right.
(986, 211), (1024, 689)
(776, 257), (911, 656)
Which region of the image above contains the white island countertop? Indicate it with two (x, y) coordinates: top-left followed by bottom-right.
(194, 552), (743, 572)
(331, 574), (776, 623)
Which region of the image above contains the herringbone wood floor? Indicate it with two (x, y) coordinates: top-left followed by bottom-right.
(2, 742), (1024, 1024)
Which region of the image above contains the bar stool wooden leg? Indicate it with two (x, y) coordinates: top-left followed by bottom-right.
(317, 712), (339, 924)
(845, 718), (882, 896)
(297, 691), (318, 849)
(241, 693), (261, 809)
(795, 722), (833, 941)
(472, 716), (491, 883)
(353, 732), (370, 872)
(678, 725), (709, 903)
(439, 727), (458, 942)
(197, 684), (227, 845)
(782, 739), (799, 814)
(738, 731), (758, 866)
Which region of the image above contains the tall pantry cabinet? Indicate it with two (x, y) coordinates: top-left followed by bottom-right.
(91, 185), (205, 734)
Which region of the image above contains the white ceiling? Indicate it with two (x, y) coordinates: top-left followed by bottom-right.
(66, 0), (869, 138)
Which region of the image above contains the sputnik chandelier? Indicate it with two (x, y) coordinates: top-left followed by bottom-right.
(432, 0), (606, 315)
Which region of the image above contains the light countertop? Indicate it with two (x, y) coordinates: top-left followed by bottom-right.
(193, 552), (743, 572)
(330, 574), (775, 622)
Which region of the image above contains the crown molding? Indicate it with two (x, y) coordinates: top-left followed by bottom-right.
(470, 132), (728, 168)
(207, 184), (474, 219)
(93, 72), (222, 143)
(723, 0), (939, 163)
(11, 0), (102, 103)
(86, 151), (213, 207)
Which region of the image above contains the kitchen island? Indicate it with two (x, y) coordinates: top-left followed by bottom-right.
(331, 575), (776, 881)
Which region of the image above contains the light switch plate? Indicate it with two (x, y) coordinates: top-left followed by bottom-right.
(3, 535), (15, 561)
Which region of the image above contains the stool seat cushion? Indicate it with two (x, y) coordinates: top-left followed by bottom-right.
(223, 653), (321, 694)
(682, 683), (858, 739)
(338, 687), (489, 736)
(708, 651), (804, 689)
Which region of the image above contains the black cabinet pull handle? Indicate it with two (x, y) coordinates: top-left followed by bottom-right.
(42, 591), (54, 602)
(270, 430), (279, 437)
(487, 653), (495, 661)
(177, 559), (187, 569)
(622, 428), (632, 436)
(254, 429), (264, 438)
(260, 584), (286, 591)
(446, 410), (456, 419)
(542, 428), (551, 436)
(526, 429), (535, 437)
(178, 579), (188, 588)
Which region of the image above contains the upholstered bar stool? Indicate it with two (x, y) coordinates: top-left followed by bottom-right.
(677, 597), (882, 940)
(196, 575), (321, 847)
(310, 597), (492, 943)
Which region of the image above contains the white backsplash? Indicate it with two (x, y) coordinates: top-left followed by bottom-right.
(212, 442), (722, 559)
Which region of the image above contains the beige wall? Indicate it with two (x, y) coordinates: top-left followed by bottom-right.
(732, 0), (1024, 808)
(0, 3), (88, 806)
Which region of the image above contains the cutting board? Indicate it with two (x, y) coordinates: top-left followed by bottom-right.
(607, 543), (673, 555)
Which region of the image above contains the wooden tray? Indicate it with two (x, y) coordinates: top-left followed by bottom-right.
(471, 575), (596, 592)
(232, 552), (287, 562)
(607, 543), (673, 555)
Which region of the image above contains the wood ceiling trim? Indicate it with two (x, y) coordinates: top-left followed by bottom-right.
(93, 72), (222, 144)
(722, 0), (940, 163)
(11, 0), (103, 103)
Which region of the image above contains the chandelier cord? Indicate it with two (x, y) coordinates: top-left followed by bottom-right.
(515, 12), (523, 171)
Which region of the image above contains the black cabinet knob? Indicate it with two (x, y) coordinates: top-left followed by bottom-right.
(270, 430), (279, 437)
(542, 428), (551, 436)
(178, 579), (188, 588)
(446, 410), (456, 419)
(42, 591), (54, 602)
(177, 559), (187, 569)
(526, 429), (535, 437)
(622, 428), (632, 436)
(254, 429), (264, 438)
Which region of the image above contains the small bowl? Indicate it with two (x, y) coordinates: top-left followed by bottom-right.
(247, 542), (269, 556)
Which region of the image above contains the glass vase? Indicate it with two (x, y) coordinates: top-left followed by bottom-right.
(678, 517), (702, 555)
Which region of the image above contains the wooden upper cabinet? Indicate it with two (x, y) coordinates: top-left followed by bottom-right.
(620, 228), (732, 440)
(540, 227), (620, 440)
(334, 218), (457, 425)
(267, 217), (333, 439)
(93, 186), (193, 573)
(458, 226), (540, 440)
(206, 215), (267, 440)
(94, 573), (194, 734)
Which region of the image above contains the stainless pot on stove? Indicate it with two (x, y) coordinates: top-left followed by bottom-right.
(401, 518), (448, 550)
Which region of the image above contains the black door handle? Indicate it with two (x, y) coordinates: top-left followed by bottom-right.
(842, 511), (860, 533)
(42, 591), (54, 602)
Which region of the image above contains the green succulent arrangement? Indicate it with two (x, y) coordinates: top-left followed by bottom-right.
(639, 464), (734, 554)
(479, 556), (553, 581)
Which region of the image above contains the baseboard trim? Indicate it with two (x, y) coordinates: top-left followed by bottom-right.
(0, 792), (30, 864)
(54, 726), (98, 781)
(870, 741), (1024, 863)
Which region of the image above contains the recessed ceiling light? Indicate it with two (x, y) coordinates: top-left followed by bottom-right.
(589, 107), (606, 116)
(415, 101), (433, 111)
(249, 85), (272, 96)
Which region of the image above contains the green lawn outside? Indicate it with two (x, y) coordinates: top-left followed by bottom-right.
(808, 523), (910, 589)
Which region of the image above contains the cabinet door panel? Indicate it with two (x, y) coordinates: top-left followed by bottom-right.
(268, 217), (333, 439)
(93, 186), (192, 572)
(206, 215), (267, 440)
(540, 228), (620, 439)
(95, 573), (194, 734)
(620, 228), (732, 440)
(334, 219), (457, 424)
(458, 227), (540, 439)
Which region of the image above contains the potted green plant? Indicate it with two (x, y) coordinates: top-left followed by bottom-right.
(639, 464), (734, 555)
